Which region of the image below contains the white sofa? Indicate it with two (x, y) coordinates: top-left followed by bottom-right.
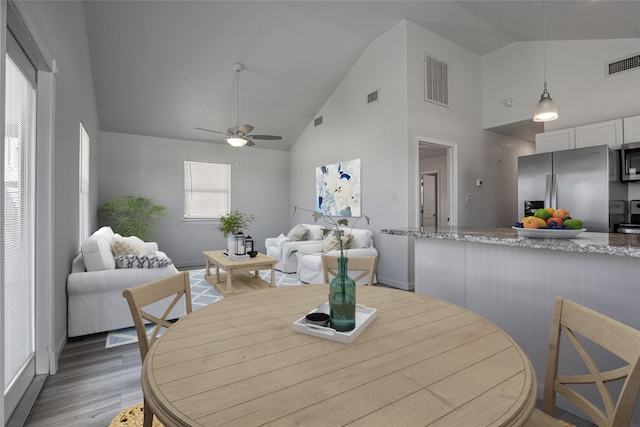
(67, 226), (181, 337)
(296, 228), (378, 284)
(265, 223), (326, 273)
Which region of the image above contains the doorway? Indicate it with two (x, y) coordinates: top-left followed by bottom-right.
(418, 140), (456, 227)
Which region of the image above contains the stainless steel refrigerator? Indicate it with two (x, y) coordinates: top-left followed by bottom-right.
(517, 145), (627, 232)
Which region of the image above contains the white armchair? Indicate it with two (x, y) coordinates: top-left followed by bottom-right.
(297, 228), (378, 285)
(265, 223), (325, 273)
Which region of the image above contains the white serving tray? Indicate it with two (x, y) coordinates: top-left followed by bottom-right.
(293, 302), (377, 344)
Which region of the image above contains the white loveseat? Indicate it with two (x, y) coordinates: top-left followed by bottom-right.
(296, 228), (378, 284)
(265, 223), (326, 273)
(67, 226), (181, 337)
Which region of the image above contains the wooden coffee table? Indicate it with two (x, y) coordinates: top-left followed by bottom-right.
(203, 250), (278, 296)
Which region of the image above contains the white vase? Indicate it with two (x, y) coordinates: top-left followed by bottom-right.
(227, 236), (237, 254)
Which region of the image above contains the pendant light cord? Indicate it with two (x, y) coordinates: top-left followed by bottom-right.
(542, 0), (547, 86)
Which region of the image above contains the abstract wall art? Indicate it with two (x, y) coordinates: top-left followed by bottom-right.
(315, 158), (361, 217)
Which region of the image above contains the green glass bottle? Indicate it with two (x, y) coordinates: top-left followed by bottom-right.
(329, 257), (356, 332)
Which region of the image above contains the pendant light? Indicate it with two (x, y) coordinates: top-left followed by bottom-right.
(533, 0), (558, 122)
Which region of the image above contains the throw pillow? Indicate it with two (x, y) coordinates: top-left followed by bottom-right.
(275, 233), (289, 248)
(124, 235), (156, 256)
(111, 237), (142, 256)
(287, 224), (309, 241)
(303, 224), (325, 241)
(322, 232), (353, 252)
(349, 229), (372, 249)
(115, 254), (173, 269)
(111, 235), (156, 256)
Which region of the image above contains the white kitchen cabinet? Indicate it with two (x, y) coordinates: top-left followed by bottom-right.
(575, 118), (623, 148)
(535, 128), (574, 153)
(624, 115), (640, 144)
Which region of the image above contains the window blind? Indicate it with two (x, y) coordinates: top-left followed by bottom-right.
(4, 54), (36, 389)
(79, 124), (90, 248)
(184, 160), (230, 219)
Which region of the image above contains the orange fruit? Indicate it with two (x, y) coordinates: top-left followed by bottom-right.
(552, 208), (569, 218)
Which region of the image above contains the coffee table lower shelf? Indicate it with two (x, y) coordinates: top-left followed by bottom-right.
(204, 271), (275, 297)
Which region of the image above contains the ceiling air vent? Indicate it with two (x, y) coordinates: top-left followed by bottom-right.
(314, 116), (323, 126)
(367, 90), (379, 104)
(424, 54), (449, 107)
(606, 53), (640, 77)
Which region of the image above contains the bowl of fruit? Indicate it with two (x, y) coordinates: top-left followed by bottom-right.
(513, 208), (586, 239)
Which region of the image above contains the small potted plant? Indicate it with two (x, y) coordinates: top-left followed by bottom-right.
(216, 211), (256, 254)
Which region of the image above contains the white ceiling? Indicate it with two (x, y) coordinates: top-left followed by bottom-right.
(83, 0), (640, 151)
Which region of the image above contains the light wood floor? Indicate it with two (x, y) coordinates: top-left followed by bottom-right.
(24, 333), (144, 427)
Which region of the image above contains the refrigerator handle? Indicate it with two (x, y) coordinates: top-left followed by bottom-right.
(545, 174), (552, 207)
(550, 173), (558, 207)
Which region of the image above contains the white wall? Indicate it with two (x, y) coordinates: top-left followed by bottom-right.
(289, 21), (410, 289)
(483, 39), (640, 131)
(98, 132), (289, 267)
(290, 20), (533, 290)
(20, 1), (100, 350)
(407, 20), (532, 230)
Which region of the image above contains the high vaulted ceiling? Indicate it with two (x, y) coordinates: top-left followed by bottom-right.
(83, 1), (640, 151)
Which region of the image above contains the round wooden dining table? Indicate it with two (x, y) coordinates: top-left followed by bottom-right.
(142, 284), (537, 427)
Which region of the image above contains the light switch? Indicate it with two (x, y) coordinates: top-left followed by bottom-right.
(466, 194), (473, 203)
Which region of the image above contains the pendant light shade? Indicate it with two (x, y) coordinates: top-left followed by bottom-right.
(533, 83), (558, 122)
(533, 0), (558, 122)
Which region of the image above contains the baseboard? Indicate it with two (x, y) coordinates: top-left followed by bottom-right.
(46, 332), (67, 375)
(376, 276), (414, 291)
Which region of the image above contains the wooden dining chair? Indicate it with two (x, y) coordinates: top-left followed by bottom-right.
(526, 296), (640, 427)
(121, 271), (192, 427)
(322, 255), (378, 286)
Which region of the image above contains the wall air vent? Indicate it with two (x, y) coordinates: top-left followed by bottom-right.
(367, 90), (379, 104)
(606, 53), (640, 77)
(314, 116), (323, 126)
(424, 54), (449, 107)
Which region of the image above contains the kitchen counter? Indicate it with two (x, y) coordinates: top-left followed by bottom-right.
(381, 225), (640, 425)
(380, 226), (640, 258)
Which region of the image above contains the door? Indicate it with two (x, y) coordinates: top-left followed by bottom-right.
(553, 145), (609, 232)
(4, 40), (37, 422)
(421, 173), (437, 227)
(517, 152), (552, 219)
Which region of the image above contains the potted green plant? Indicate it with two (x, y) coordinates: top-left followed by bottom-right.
(217, 211), (256, 254)
(98, 195), (167, 241)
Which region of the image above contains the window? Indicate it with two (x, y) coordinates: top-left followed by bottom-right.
(79, 123), (90, 247)
(184, 160), (230, 219)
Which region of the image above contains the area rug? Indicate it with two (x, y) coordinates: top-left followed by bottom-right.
(105, 268), (299, 348)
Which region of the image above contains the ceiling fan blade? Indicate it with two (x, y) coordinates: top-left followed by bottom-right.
(248, 135), (282, 140)
(245, 140), (255, 147)
(196, 127), (229, 137)
(236, 124), (254, 136)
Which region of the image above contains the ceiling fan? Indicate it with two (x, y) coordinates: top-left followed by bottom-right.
(196, 63), (282, 148)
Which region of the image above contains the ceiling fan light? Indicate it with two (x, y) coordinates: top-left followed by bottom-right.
(227, 137), (248, 148)
(533, 88), (558, 122)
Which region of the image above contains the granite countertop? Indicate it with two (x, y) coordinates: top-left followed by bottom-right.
(380, 226), (640, 258)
